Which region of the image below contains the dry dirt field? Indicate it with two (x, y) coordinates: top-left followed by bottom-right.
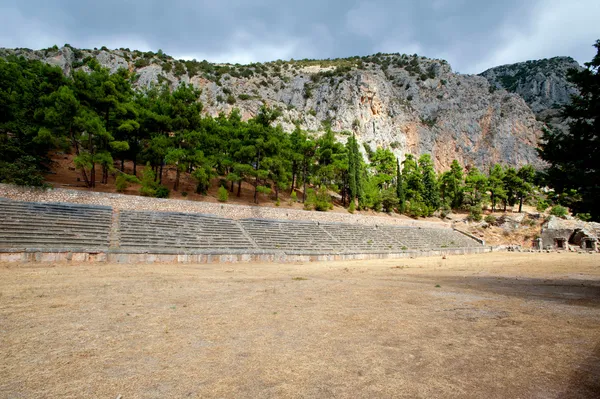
(1, 253), (599, 399)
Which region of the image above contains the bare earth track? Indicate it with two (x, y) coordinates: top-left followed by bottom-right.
(1, 253), (599, 398)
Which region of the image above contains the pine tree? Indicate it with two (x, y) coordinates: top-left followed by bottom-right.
(419, 154), (440, 215)
(539, 40), (600, 220)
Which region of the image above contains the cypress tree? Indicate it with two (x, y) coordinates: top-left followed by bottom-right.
(396, 159), (405, 213)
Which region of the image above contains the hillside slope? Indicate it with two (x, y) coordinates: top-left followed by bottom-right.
(1, 45), (545, 171)
(480, 57), (581, 129)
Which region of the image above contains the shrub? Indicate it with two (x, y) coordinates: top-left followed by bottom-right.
(154, 186), (170, 198)
(275, 199), (280, 207)
(467, 206), (483, 222)
(226, 95), (236, 105)
(549, 205), (568, 218)
(313, 186), (333, 211)
(576, 213), (592, 222)
(139, 165), (169, 198)
(0, 156), (46, 187)
(115, 173), (140, 192)
(304, 188), (316, 210)
(238, 94), (251, 100)
(181, 191), (188, 197)
(536, 198), (549, 212)
(218, 185), (228, 202)
(290, 191), (298, 203)
(348, 201), (356, 214)
(484, 215), (497, 225)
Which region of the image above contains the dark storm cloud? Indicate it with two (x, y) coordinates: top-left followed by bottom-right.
(1, 0), (598, 73)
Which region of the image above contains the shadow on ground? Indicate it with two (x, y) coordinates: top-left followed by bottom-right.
(411, 274), (600, 308)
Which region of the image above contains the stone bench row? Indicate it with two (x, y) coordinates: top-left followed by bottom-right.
(0, 199), (482, 253)
(0, 200), (112, 250)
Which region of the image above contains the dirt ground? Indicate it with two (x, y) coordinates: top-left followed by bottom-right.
(1, 253), (599, 399)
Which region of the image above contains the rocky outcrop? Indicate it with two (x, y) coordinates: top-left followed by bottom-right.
(480, 57), (582, 127)
(0, 46), (548, 171)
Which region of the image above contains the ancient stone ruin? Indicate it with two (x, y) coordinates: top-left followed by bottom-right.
(0, 198), (486, 263)
(540, 216), (599, 252)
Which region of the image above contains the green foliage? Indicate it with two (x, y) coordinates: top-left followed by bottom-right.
(0, 156), (47, 187)
(218, 185), (228, 202)
(538, 40), (600, 220)
(381, 188), (398, 212)
(468, 206), (483, 222)
(115, 173), (140, 192)
(536, 198), (549, 212)
(575, 213), (592, 222)
(484, 215), (497, 225)
(348, 200), (355, 213)
(549, 205), (568, 218)
(139, 165), (169, 198)
(303, 186), (332, 211)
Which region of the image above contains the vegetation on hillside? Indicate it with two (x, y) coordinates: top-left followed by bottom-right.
(0, 49), (591, 219)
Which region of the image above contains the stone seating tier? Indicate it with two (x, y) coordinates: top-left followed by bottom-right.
(0, 199), (483, 254)
(0, 199), (112, 250)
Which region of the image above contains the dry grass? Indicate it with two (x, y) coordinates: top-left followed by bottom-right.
(1, 253), (599, 398)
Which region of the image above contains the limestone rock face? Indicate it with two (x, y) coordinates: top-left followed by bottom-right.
(1, 46), (550, 171)
(480, 57), (582, 129)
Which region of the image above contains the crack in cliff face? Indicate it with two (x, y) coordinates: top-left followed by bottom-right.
(0, 46), (552, 170)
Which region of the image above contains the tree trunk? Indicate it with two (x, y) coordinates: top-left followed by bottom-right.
(230, 180), (235, 192)
(133, 159), (137, 177)
(159, 163), (163, 185)
(290, 162), (296, 193)
(237, 180), (242, 197)
(121, 158), (125, 172)
(90, 164), (96, 188)
(81, 168), (90, 187)
(174, 166), (180, 191)
(302, 160), (307, 203)
(519, 196), (523, 213)
(254, 177), (260, 205)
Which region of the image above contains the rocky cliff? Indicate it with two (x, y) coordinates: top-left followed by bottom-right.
(0, 45), (546, 171)
(480, 57), (581, 124)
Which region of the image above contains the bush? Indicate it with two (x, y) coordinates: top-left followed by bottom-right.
(550, 205), (568, 218)
(576, 213), (592, 222)
(348, 201), (355, 214)
(381, 188), (398, 213)
(290, 191), (298, 203)
(484, 215), (497, 225)
(115, 173), (140, 193)
(0, 156), (46, 187)
(536, 198), (549, 212)
(181, 191), (188, 197)
(154, 186), (170, 198)
(314, 186), (333, 211)
(139, 165), (169, 198)
(467, 206), (483, 222)
(218, 185), (228, 202)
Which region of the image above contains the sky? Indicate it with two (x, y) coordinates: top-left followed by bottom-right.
(1, 0), (598, 74)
